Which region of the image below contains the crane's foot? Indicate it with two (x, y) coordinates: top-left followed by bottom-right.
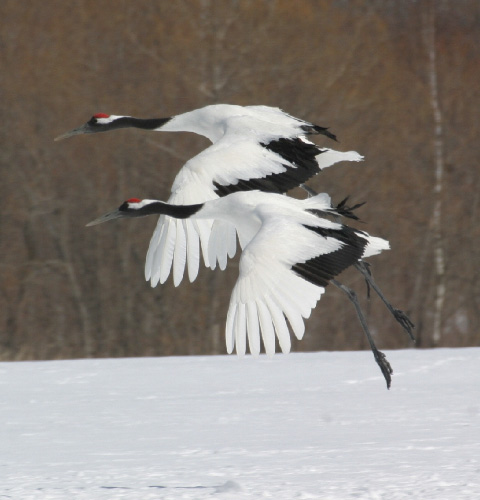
(392, 308), (416, 342)
(355, 261), (416, 342)
(373, 349), (393, 390)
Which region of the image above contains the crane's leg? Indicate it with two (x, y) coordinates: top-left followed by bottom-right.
(331, 279), (393, 389)
(354, 260), (415, 342)
(302, 184), (414, 346)
(300, 183), (317, 197)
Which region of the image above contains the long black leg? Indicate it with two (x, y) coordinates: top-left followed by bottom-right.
(354, 260), (415, 342)
(331, 279), (393, 389)
(301, 184), (415, 342)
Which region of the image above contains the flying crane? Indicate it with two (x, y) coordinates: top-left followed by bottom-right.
(55, 104), (363, 286)
(87, 190), (402, 388)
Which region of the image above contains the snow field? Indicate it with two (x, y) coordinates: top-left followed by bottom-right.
(1, 348), (479, 499)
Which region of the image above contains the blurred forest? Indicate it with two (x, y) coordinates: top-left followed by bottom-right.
(1, 0), (479, 361)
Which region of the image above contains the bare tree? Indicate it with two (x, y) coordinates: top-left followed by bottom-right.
(423, 1), (446, 345)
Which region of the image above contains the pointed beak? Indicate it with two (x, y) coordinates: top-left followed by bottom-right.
(54, 123), (91, 141)
(86, 209), (125, 227)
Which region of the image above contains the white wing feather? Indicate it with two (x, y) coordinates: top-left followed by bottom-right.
(184, 219), (200, 283)
(226, 216), (327, 356)
(208, 219), (237, 271)
(245, 301), (261, 355)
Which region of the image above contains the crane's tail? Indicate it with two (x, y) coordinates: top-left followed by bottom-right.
(315, 149), (363, 170)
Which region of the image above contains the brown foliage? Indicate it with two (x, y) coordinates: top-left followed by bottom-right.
(1, 0), (479, 360)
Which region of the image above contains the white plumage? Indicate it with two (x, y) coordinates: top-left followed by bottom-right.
(56, 104), (363, 287)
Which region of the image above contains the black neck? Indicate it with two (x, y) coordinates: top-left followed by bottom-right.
(106, 117), (172, 131)
(124, 201), (203, 220)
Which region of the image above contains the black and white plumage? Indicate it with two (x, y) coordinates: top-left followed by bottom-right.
(56, 104), (363, 286)
(87, 191), (389, 359)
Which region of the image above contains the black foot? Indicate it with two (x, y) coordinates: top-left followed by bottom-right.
(374, 349), (393, 390)
(392, 308), (416, 341)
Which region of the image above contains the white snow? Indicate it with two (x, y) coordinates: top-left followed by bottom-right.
(1, 347), (480, 499)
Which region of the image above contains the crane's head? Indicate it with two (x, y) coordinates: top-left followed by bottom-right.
(54, 113), (119, 141)
(86, 198), (154, 226)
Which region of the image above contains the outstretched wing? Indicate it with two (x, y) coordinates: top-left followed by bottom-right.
(225, 203), (389, 356)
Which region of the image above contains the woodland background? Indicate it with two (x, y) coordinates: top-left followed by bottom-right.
(1, 0), (479, 360)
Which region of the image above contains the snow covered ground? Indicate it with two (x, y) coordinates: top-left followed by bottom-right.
(1, 347), (479, 499)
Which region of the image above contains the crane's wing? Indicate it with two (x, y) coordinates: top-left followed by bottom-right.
(145, 128), (362, 287)
(210, 115), (362, 196)
(225, 204), (389, 356)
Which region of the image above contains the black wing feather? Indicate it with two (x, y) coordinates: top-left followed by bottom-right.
(292, 225), (367, 287)
(213, 137), (326, 196)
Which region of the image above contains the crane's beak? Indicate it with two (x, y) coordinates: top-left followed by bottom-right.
(54, 123), (91, 141)
(86, 209), (125, 227)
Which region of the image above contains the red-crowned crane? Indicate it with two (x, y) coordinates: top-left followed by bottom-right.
(87, 190), (399, 388)
(55, 105), (363, 286)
